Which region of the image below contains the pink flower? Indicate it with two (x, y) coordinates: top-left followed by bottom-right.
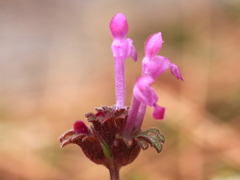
(143, 33), (183, 81)
(133, 76), (157, 106)
(133, 76), (165, 120)
(110, 13), (137, 108)
(124, 32), (183, 137)
(60, 13), (180, 179)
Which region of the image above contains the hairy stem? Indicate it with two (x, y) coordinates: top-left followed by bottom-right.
(123, 96), (140, 137)
(134, 103), (147, 131)
(114, 56), (125, 108)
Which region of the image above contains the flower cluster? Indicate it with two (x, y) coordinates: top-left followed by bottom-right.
(60, 13), (183, 180)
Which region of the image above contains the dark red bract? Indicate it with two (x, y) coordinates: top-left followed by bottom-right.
(60, 106), (141, 169)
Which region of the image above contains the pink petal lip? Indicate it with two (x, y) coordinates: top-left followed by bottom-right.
(133, 75), (158, 106)
(153, 104), (165, 120)
(144, 32), (163, 59)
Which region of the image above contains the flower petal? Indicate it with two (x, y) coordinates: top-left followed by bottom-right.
(110, 13), (128, 40)
(126, 38), (137, 61)
(152, 104), (165, 120)
(144, 56), (171, 79)
(73, 120), (89, 135)
(144, 32), (163, 59)
(131, 43), (138, 61)
(170, 64), (184, 81)
(111, 38), (137, 61)
(133, 76), (158, 106)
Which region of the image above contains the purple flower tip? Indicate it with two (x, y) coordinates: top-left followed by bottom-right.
(153, 104), (165, 120)
(110, 13), (128, 39)
(73, 120), (89, 134)
(145, 32), (163, 59)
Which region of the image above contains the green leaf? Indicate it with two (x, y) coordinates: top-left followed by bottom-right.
(135, 128), (165, 153)
(136, 137), (149, 150)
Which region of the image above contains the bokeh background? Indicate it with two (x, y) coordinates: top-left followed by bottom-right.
(1, 0), (240, 180)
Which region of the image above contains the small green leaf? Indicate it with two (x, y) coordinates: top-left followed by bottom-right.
(136, 137), (149, 150)
(135, 128), (165, 153)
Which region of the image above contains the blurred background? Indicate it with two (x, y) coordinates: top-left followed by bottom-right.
(0, 0), (240, 180)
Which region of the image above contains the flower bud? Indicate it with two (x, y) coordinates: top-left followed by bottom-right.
(110, 13), (128, 39)
(73, 120), (89, 135)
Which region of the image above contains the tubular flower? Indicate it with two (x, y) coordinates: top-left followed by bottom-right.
(143, 32), (183, 81)
(123, 32), (183, 137)
(110, 13), (137, 108)
(60, 13), (183, 180)
(133, 75), (165, 120)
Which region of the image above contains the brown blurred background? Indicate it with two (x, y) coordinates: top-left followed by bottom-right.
(1, 0), (240, 180)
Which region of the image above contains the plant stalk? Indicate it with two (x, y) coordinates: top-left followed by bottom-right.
(109, 164), (120, 180)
